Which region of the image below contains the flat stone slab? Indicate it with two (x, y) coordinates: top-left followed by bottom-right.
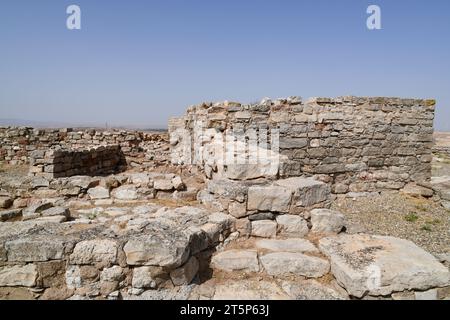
(255, 239), (319, 253)
(260, 252), (330, 278)
(213, 280), (290, 300)
(319, 234), (450, 298)
(211, 250), (259, 272)
(281, 280), (349, 300)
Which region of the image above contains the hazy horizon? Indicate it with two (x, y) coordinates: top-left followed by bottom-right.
(1, 0), (449, 130)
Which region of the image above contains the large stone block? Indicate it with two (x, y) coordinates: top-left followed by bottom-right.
(247, 186), (292, 213)
(319, 234), (450, 298)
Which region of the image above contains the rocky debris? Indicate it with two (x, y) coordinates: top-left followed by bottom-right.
(310, 209), (346, 234)
(250, 220), (277, 238)
(212, 280), (290, 300)
(255, 239), (319, 253)
(281, 280), (349, 300)
(319, 234), (450, 298)
(276, 215), (309, 237)
(211, 250), (259, 272)
(259, 252), (330, 278)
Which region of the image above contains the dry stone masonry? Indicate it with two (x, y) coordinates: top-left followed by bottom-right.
(29, 146), (126, 178)
(170, 96), (436, 194)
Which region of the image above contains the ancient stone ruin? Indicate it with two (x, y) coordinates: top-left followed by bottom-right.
(0, 96), (449, 301)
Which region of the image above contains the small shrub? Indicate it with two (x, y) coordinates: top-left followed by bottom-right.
(421, 224), (432, 232)
(404, 213), (419, 223)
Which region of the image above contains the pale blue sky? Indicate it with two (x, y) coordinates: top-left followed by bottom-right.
(0, 0), (449, 129)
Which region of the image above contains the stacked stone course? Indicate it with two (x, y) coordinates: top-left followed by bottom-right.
(29, 145), (126, 178)
(0, 127), (167, 165)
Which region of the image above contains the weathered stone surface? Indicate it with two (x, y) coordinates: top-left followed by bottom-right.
(0, 264), (38, 287)
(112, 186), (138, 200)
(282, 280), (349, 300)
(6, 236), (68, 262)
(275, 177), (330, 208)
(0, 209), (22, 222)
(319, 234), (450, 298)
(248, 212), (275, 221)
(0, 197), (12, 209)
(251, 220), (277, 238)
(171, 176), (185, 191)
(213, 280), (290, 300)
(30, 177), (50, 189)
(87, 186), (110, 200)
(228, 201), (248, 218)
(260, 252), (330, 278)
(224, 162), (279, 180)
(100, 266), (124, 282)
(247, 185), (292, 212)
(70, 240), (118, 266)
(211, 250), (259, 272)
(310, 209), (346, 233)
(132, 266), (167, 289)
(402, 183), (434, 198)
(206, 179), (248, 202)
(40, 206), (70, 219)
(255, 239), (319, 253)
(170, 256), (199, 286)
(22, 202), (53, 220)
(123, 234), (190, 269)
(276, 215), (309, 236)
(153, 179), (174, 191)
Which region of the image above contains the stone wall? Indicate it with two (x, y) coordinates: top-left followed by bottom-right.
(0, 127), (168, 166)
(29, 146), (127, 179)
(170, 96), (436, 194)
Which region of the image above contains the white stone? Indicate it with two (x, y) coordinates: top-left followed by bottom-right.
(276, 215), (309, 236)
(247, 186), (292, 212)
(211, 250), (259, 272)
(213, 280), (290, 300)
(260, 252), (330, 278)
(251, 220), (277, 238)
(87, 186), (110, 200)
(319, 234), (450, 298)
(132, 266), (166, 289)
(70, 240), (118, 265)
(255, 239), (319, 253)
(0, 264), (37, 287)
(112, 186), (138, 200)
(310, 209), (346, 233)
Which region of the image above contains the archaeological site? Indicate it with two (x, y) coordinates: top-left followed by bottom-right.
(0, 96), (449, 301)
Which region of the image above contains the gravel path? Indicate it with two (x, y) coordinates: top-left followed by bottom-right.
(332, 192), (450, 255)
